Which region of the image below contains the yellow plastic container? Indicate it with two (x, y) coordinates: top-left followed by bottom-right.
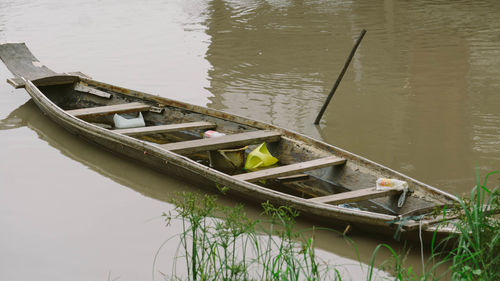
(244, 143), (278, 170)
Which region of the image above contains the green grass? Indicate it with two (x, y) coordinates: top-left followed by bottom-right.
(156, 192), (337, 280)
(154, 170), (500, 281)
(449, 170), (500, 281)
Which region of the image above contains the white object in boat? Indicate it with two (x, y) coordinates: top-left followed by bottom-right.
(113, 112), (145, 129)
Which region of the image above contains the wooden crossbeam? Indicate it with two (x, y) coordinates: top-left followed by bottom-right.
(276, 174), (310, 183)
(160, 130), (281, 155)
(66, 102), (150, 118)
(75, 82), (112, 99)
(307, 187), (403, 205)
(7, 77), (25, 88)
(234, 156), (346, 182)
(114, 121), (216, 136)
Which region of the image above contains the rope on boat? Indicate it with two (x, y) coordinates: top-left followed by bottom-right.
(386, 214), (426, 241)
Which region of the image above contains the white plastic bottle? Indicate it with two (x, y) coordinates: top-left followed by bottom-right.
(376, 178), (408, 190)
(203, 130), (226, 138)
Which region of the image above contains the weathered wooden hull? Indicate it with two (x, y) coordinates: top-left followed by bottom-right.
(1, 42), (459, 241)
(23, 79), (396, 224)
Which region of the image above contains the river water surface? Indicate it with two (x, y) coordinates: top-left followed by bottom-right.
(1, 0), (499, 280)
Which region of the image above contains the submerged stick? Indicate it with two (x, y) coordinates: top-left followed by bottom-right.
(314, 29), (367, 125)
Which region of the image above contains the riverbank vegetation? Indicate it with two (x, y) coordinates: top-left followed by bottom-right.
(155, 171), (499, 280)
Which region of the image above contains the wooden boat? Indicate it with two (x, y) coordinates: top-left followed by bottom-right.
(0, 42), (459, 241)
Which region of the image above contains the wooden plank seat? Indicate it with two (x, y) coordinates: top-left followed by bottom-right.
(233, 156), (346, 182)
(114, 121), (216, 136)
(307, 186), (404, 205)
(160, 130), (281, 155)
(66, 102), (150, 118)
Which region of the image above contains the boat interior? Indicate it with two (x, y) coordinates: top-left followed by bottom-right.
(26, 75), (450, 218)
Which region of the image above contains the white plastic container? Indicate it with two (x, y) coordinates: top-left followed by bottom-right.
(203, 130), (226, 138)
(376, 178), (409, 207)
(113, 112), (146, 129)
(376, 178), (408, 191)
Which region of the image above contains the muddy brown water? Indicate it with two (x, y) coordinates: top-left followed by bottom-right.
(1, 0), (499, 280)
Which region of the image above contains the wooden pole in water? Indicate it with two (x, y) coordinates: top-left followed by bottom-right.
(314, 29), (367, 125)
